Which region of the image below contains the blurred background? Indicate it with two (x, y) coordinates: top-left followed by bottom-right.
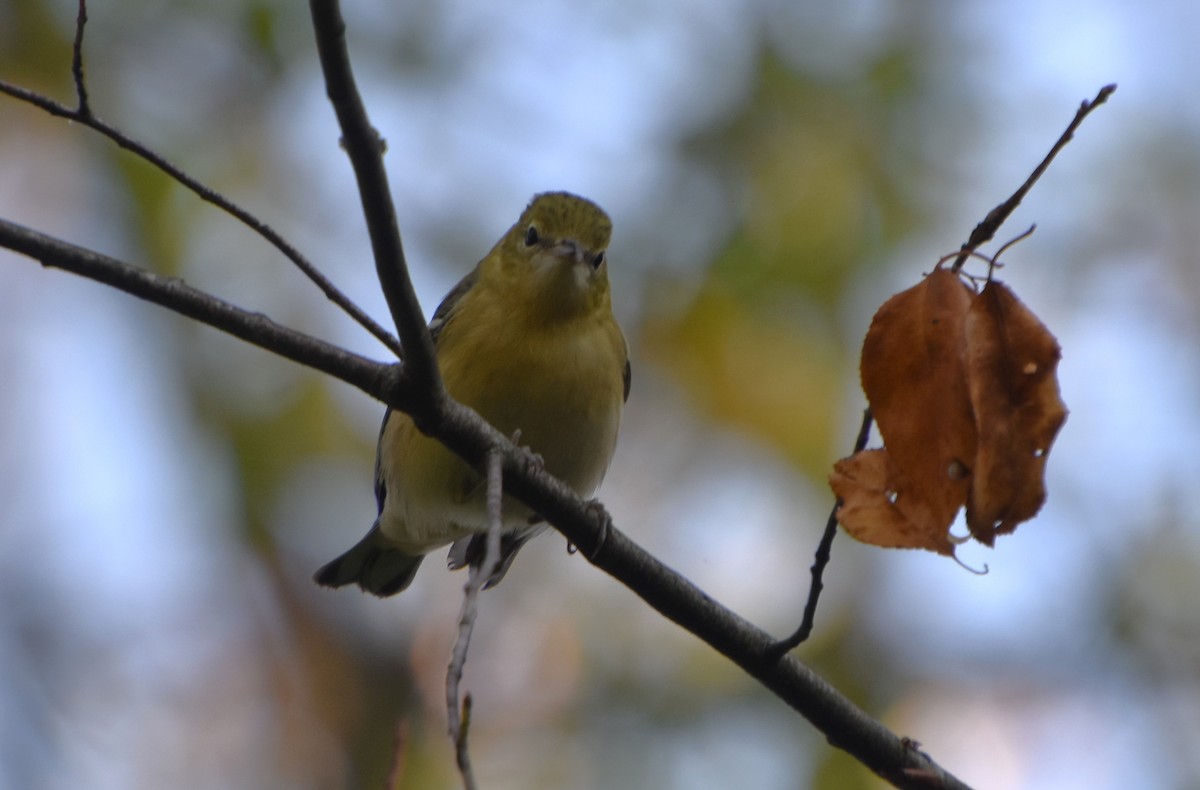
(2, 0), (1199, 788)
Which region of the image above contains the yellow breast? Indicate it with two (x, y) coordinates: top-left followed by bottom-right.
(376, 287), (625, 553)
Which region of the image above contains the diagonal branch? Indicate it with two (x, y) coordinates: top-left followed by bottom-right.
(952, 84), (1117, 270)
(307, 0), (440, 394)
(0, 218), (398, 401)
(426, 400), (974, 790)
(0, 219), (972, 789)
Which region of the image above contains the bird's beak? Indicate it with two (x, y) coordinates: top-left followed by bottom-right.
(550, 240), (585, 265)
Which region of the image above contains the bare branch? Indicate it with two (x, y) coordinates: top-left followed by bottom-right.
(446, 447), (504, 790)
(447, 566), (482, 790)
(0, 212), (971, 790)
(484, 446), (504, 579)
(952, 84), (1116, 270)
(0, 218), (398, 401)
(307, 0), (440, 391)
(769, 407), (874, 657)
(454, 695), (477, 790)
(0, 81), (403, 358)
(71, 0), (90, 116)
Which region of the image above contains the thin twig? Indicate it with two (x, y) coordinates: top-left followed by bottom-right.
(446, 446), (504, 790)
(446, 558), (482, 790)
(445, 570), (477, 756)
(0, 67), (403, 359)
(484, 445), (505, 580)
(768, 408), (874, 658)
(454, 695), (477, 790)
(952, 84), (1116, 271)
(71, 0), (90, 116)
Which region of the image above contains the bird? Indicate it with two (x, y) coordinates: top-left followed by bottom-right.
(314, 191), (630, 596)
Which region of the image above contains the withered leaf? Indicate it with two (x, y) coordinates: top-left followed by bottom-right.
(963, 281), (1068, 543)
(860, 268), (977, 532)
(830, 449), (956, 555)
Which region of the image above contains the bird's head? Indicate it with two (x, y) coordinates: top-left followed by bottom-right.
(492, 191), (614, 321)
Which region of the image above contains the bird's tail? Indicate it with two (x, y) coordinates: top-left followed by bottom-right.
(313, 523), (424, 597)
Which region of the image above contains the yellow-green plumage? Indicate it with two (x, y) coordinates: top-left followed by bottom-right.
(315, 192), (628, 596)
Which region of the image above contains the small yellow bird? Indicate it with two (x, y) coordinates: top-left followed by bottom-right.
(315, 192), (629, 596)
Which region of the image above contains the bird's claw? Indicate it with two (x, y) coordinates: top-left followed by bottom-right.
(509, 429), (545, 473)
(581, 498), (613, 561)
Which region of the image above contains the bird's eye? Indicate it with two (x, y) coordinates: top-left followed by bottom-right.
(592, 251), (606, 269)
(523, 225), (539, 247)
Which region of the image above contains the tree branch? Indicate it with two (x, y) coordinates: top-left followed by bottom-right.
(307, 0), (440, 393)
(71, 0), (90, 115)
(769, 407), (874, 657)
(0, 69), (404, 359)
(0, 216), (971, 788)
(952, 84), (1117, 270)
(446, 447), (502, 790)
(0, 218), (399, 403)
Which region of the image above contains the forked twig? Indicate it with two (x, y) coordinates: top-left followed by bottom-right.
(0, 2), (404, 359)
(951, 84), (1116, 271)
(308, 0), (439, 381)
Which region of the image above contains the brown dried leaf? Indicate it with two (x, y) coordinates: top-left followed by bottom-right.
(860, 268), (977, 533)
(830, 449), (956, 555)
(963, 281), (1068, 543)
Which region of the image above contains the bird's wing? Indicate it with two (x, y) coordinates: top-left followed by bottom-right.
(374, 267), (481, 517)
(427, 267), (480, 345)
(373, 409), (390, 515)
